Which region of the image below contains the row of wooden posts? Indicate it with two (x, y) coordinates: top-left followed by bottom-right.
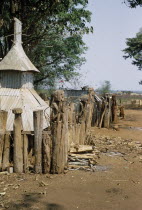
(0, 107), (67, 174)
(0, 109), (47, 173)
(0, 90), (118, 174)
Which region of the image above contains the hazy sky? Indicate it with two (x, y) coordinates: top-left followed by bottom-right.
(80, 0), (142, 91)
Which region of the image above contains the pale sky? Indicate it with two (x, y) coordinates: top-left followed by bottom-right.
(80, 0), (142, 91)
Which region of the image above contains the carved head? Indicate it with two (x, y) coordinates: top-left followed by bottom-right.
(80, 95), (89, 103)
(52, 90), (64, 102)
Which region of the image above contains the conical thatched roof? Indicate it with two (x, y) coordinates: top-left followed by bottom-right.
(0, 43), (39, 72)
(0, 18), (39, 73)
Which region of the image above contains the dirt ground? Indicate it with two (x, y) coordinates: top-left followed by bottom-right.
(0, 109), (142, 210)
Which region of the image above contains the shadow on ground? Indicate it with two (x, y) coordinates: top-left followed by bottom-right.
(7, 193), (65, 210)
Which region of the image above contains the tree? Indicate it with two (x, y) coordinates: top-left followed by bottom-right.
(0, 0), (92, 87)
(124, 0), (142, 7)
(97, 81), (111, 96)
(123, 28), (142, 71)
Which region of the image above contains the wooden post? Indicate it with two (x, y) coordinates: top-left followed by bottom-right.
(33, 110), (43, 173)
(42, 132), (51, 173)
(23, 134), (28, 173)
(2, 134), (10, 171)
(51, 121), (63, 173)
(104, 108), (110, 128)
(63, 107), (69, 168)
(75, 124), (80, 145)
(0, 111), (8, 169)
(50, 90), (68, 174)
(13, 108), (23, 173)
(103, 97), (111, 128)
(96, 101), (102, 127)
(79, 122), (85, 145)
(111, 95), (118, 124)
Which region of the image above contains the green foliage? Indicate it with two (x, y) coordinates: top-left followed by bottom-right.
(123, 29), (142, 70)
(97, 81), (111, 96)
(124, 0), (142, 7)
(0, 0), (92, 87)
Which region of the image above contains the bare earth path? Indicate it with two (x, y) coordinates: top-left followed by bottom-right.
(0, 109), (142, 210)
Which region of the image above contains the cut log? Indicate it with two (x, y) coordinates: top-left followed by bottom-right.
(69, 165), (90, 169)
(69, 161), (88, 166)
(69, 153), (96, 160)
(70, 145), (94, 153)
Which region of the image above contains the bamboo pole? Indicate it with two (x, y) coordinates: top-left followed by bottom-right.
(33, 110), (43, 173)
(13, 108), (23, 173)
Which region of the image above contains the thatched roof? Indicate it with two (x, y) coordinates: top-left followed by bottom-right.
(0, 43), (39, 72)
(0, 18), (39, 73)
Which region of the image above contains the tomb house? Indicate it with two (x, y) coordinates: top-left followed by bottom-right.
(0, 18), (50, 131)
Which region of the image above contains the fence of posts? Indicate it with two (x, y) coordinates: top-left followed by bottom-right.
(0, 90), (120, 174)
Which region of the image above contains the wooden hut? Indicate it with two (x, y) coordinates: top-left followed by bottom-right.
(0, 18), (50, 132)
